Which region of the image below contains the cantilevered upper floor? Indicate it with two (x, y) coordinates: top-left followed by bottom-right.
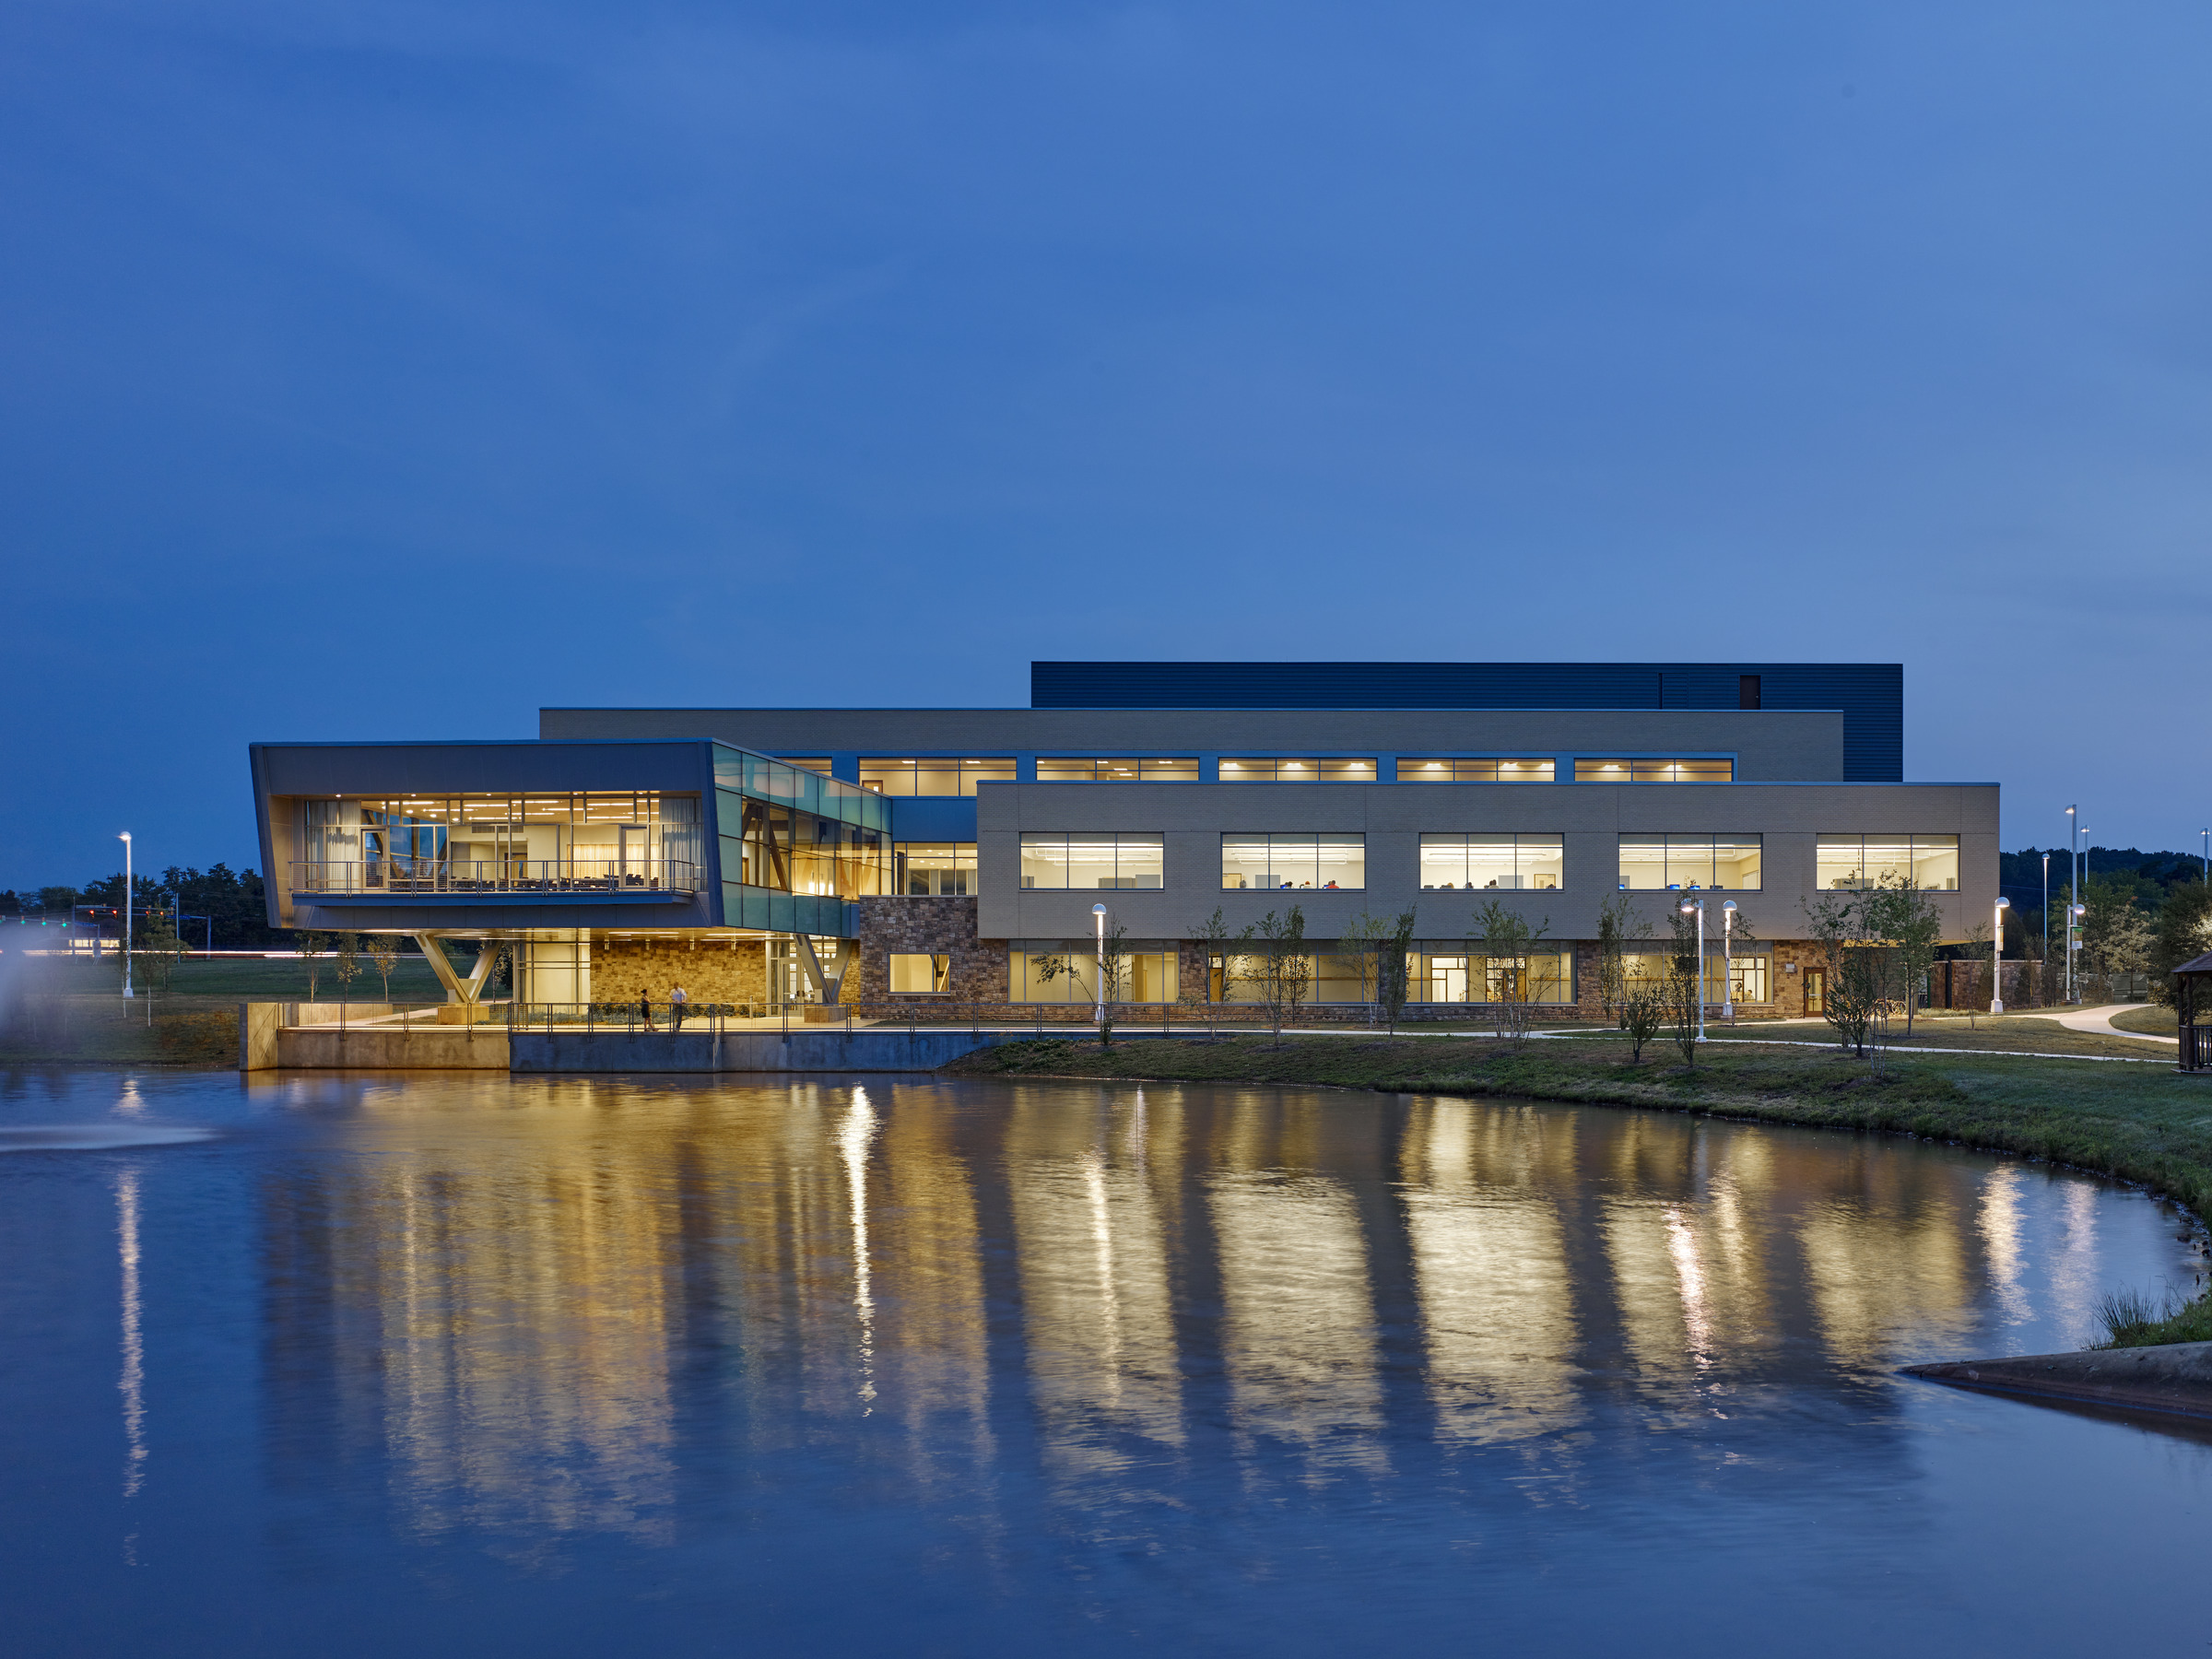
(250, 740), (889, 936)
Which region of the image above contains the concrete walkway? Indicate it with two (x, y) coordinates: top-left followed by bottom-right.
(2041, 1003), (2176, 1043)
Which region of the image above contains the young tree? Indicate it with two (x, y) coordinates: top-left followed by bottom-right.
(1096, 918), (1131, 1045)
(366, 934), (403, 1000)
(1191, 907), (1255, 1030)
(1379, 906), (1418, 1034)
(1594, 892), (1649, 1018)
(1471, 899), (1550, 1049)
(1339, 911), (1393, 1026)
(1254, 906), (1309, 1045)
(295, 930), (330, 998)
(1863, 877), (1943, 1035)
(1802, 892), (1880, 1057)
(331, 933), (363, 1001)
(1664, 902), (1702, 1065)
(1619, 983), (1666, 1063)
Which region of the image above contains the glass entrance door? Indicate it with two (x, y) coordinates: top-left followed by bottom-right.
(1803, 969), (1826, 1016)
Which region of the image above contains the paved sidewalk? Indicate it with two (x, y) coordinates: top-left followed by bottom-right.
(2040, 1003), (2176, 1044)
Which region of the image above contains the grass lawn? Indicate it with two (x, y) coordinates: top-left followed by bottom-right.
(952, 1026), (2212, 1345)
(2111, 1003), (2180, 1036)
(0, 951), (449, 1066)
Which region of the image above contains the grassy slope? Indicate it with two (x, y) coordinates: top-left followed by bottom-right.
(952, 1028), (2212, 1345)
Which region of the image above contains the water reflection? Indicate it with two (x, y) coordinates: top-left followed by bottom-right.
(238, 1077), (2188, 1553)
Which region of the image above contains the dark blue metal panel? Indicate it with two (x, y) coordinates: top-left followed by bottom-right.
(1030, 662), (1903, 782)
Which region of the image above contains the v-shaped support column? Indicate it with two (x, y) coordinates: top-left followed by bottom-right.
(414, 935), (506, 1004)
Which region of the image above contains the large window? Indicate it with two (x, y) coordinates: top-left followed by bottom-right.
(1624, 947), (1771, 1004)
(1035, 758), (1198, 782)
(1618, 834), (1762, 890)
(1397, 759), (1555, 782)
(888, 953), (950, 994)
(1009, 947), (1179, 1003)
(306, 791), (706, 895)
(858, 758), (1017, 796)
(1418, 833), (1563, 890)
(1816, 833), (1959, 890)
(1019, 832), (1164, 889)
(1220, 833), (1367, 890)
(1218, 759), (1377, 782)
(894, 842), (975, 896)
(1406, 947), (1576, 1005)
(1575, 759), (1735, 782)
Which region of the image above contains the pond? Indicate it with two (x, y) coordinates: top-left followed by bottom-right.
(1, 1069), (2206, 1656)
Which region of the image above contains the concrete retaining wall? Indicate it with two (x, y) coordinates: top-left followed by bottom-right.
(509, 1027), (1031, 1074)
(276, 1028), (511, 1070)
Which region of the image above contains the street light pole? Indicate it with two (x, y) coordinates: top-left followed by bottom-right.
(118, 831), (134, 998)
(2065, 806), (2078, 1005)
(1092, 903), (1108, 1030)
(1992, 897), (2011, 1015)
(1721, 900), (1737, 1021)
(2041, 853), (2049, 971)
(1680, 898), (1705, 1042)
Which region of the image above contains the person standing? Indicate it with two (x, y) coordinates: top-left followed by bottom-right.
(669, 982), (689, 1031)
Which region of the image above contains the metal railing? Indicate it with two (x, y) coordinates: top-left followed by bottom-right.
(289, 859), (698, 897)
(503, 1000), (762, 1032)
(2182, 1024), (2211, 1074)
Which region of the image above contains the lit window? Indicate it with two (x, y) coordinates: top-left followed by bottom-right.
(1035, 758), (1199, 782)
(1816, 834), (1958, 890)
(894, 842), (976, 897)
(1218, 758), (1377, 782)
(888, 953), (950, 994)
(1617, 834), (1762, 890)
(1396, 759), (1555, 782)
(1419, 833), (1563, 890)
(1220, 833), (1365, 890)
(1019, 832), (1164, 890)
(1575, 759), (1735, 782)
(857, 758), (1017, 796)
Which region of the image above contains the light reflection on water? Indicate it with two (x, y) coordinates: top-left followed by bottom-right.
(0, 1067), (2206, 1657)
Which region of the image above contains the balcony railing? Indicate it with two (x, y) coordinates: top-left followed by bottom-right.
(291, 859), (699, 897)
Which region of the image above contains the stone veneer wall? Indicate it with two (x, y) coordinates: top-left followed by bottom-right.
(594, 937), (767, 1006)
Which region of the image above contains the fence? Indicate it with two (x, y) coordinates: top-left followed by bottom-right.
(2183, 1024), (2212, 1074)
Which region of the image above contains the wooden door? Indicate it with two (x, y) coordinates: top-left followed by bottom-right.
(1803, 969), (1826, 1016)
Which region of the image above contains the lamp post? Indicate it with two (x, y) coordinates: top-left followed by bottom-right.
(2201, 829), (2207, 884)
(2065, 806), (2078, 1004)
(1721, 900), (1737, 1020)
(1679, 897), (1705, 1043)
(1092, 903), (1108, 1029)
(2041, 853), (2049, 970)
(1992, 897), (2010, 1015)
(118, 831), (133, 999)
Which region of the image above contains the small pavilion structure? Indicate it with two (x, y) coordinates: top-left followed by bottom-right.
(2173, 950), (2212, 1073)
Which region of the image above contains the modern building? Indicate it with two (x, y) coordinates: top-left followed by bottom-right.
(250, 660), (1991, 1019)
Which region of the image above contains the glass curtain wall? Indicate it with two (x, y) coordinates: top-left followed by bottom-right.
(1418, 833), (1564, 890)
(1220, 834), (1366, 890)
(299, 793), (700, 893)
(1617, 834), (1763, 890)
(1575, 759), (1735, 782)
(1815, 834), (1959, 890)
(736, 800), (887, 898)
(1034, 759), (1198, 782)
(1396, 759), (1555, 782)
(1018, 833), (1165, 890)
(1218, 759), (1378, 782)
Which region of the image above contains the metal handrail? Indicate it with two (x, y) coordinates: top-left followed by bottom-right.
(289, 859), (698, 896)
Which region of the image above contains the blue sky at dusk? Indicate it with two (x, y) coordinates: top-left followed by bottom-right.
(3, 1), (2206, 887)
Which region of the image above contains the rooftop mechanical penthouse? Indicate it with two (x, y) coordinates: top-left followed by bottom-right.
(251, 660), (1988, 1019)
